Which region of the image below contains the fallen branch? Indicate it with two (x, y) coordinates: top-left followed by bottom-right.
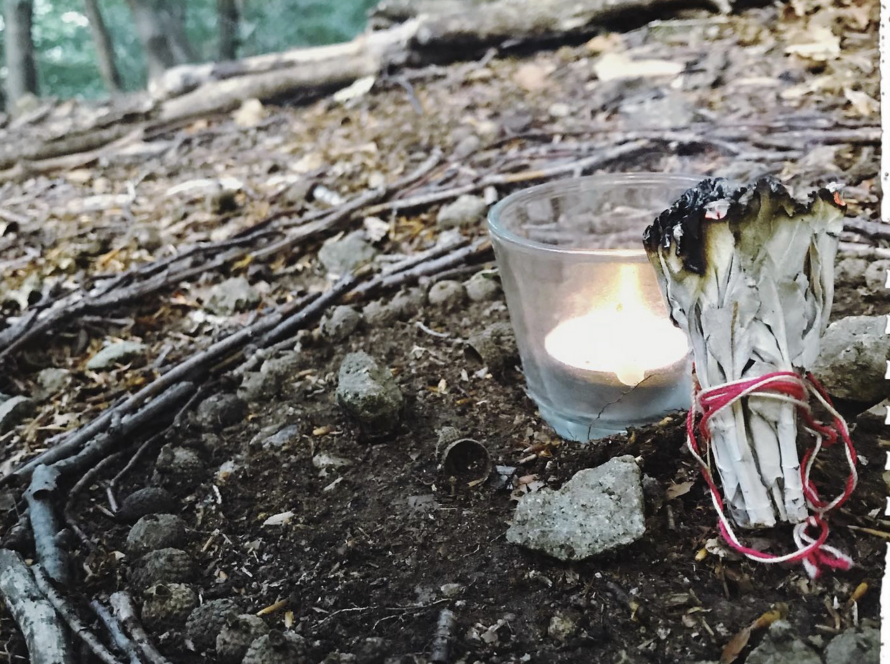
(65, 451), (125, 548)
(32, 565), (124, 664)
(25, 465), (68, 586)
(110, 591), (174, 664)
(0, 549), (74, 664)
(91, 600), (142, 664)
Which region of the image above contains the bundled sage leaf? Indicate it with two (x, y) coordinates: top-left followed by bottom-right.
(643, 177), (846, 528)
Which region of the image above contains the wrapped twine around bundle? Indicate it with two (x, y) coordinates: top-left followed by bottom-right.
(642, 177), (853, 553)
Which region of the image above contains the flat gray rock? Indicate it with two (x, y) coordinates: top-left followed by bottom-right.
(35, 368), (71, 399)
(824, 626), (881, 664)
(506, 455), (646, 561)
(811, 315), (890, 402)
(86, 340), (146, 370)
(436, 194), (487, 229)
(746, 621), (821, 664)
(319, 231), (377, 275)
(205, 276), (260, 315)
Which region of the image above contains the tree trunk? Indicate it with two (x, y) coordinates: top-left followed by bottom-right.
(217, 0), (239, 61)
(4, 0), (38, 108)
(83, 0), (123, 93)
(126, 0), (195, 83)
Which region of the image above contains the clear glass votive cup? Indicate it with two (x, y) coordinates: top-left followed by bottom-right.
(488, 173), (699, 441)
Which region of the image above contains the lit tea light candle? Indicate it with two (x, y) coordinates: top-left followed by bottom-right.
(544, 266), (689, 387)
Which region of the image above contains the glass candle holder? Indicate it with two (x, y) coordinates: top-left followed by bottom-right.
(488, 173), (699, 441)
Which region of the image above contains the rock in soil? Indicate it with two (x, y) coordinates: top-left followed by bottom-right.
(242, 630), (309, 664)
(86, 340), (147, 370)
(336, 352), (403, 435)
(319, 230), (378, 275)
(363, 287), (426, 326)
(205, 276), (261, 315)
(238, 350), (302, 402)
(436, 194), (487, 229)
(35, 368), (71, 399)
(126, 514), (187, 556)
(141, 583), (198, 630)
(547, 611), (579, 642)
(824, 626), (881, 664)
(313, 452), (353, 472)
(835, 257), (868, 286)
(746, 620), (821, 664)
(195, 393), (247, 431)
(321, 305), (363, 342)
(185, 598), (242, 651)
(253, 424), (301, 449)
(506, 455), (646, 561)
(153, 445), (205, 485)
(811, 315), (890, 403)
(216, 614), (270, 664)
(0, 395), (35, 433)
(863, 259), (890, 294)
(118, 487), (177, 523)
(427, 280), (466, 311)
(130, 548), (195, 589)
(464, 271), (500, 302)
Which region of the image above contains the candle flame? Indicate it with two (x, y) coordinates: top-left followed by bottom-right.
(544, 265), (689, 387)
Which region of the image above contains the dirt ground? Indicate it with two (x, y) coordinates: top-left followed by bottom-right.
(0, 0), (885, 662)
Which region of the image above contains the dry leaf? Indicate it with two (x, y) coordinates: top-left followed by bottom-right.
(665, 480), (694, 500)
(844, 88), (878, 117)
(594, 52), (683, 82)
(785, 25), (840, 61)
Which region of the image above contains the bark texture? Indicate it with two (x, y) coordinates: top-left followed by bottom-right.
(83, 0), (123, 93)
(4, 0), (38, 107)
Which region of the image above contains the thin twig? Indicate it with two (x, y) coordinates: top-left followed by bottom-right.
(90, 600), (142, 664)
(110, 592), (173, 664)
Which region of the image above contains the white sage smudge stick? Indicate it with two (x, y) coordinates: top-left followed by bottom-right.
(643, 177), (846, 529)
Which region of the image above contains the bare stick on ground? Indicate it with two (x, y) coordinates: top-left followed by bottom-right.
(91, 600), (142, 664)
(0, 549), (74, 664)
(110, 591), (174, 664)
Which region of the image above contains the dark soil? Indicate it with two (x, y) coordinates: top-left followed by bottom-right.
(0, 0), (884, 662)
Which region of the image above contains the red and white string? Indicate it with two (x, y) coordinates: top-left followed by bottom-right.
(686, 369), (858, 578)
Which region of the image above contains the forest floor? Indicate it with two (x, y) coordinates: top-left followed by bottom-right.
(0, 0), (885, 662)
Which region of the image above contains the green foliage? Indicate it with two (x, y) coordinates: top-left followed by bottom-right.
(6, 0), (380, 100)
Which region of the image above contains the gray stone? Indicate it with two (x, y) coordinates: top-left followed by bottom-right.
(464, 272), (500, 302)
(547, 612), (578, 642)
(217, 615), (270, 664)
(321, 305), (363, 342)
(506, 455), (646, 561)
(196, 393), (247, 430)
(619, 92), (694, 129)
(453, 134), (481, 160)
(319, 231), (377, 275)
(35, 368), (71, 399)
(362, 300), (397, 327)
(437, 194), (487, 229)
(238, 351), (301, 402)
(255, 424), (301, 449)
(427, 280), (466, 311)
(312, 453), (353, 471)
(811, 315), (890, 402)
(363, 288), (425, 326)
(86, 341), (146, 370)
(466, 322), (518, 374)
(242, 630), (309, 664)
(336, 352), (403, 435)
(141, 583), (197, 629)
(118, 487), (177, 523)
(127, 514), (187, 556)
(205, 276), (260, 315)
(186, 598), (242, 651)
(746, 620), (821, 664)
(355, 637), (389, 664)
(824, 626), (881, 664)
(864, 259), (890, 294)
(0, 395), (34, 433)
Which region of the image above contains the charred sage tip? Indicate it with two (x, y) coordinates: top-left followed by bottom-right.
(643, 176), (846, 529)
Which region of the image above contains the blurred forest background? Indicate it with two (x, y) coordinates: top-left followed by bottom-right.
(1, 0), (379, 105)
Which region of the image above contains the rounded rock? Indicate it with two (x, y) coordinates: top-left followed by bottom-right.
(130, 548), (195, 590)
(336, 352), (403, 435)
(864, 259), (890, 294)
(126, 514), (187, 556)
(466, 322), (518, 374)
(464, 272), (500, 302)
(321, 305), (363, 342)
(141, 583), (198, 630)
(186, 598), (242, 651)
(242, 630), (309, 664)
(216, 614), (270, 664)
(427, 280), (466, 311)
(835, 257), (868, 286)
(436, 194), (487, 229)
(118, 487), (177, 523)
(811, 315), (890, 403)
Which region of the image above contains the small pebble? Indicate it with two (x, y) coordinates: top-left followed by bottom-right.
(428, 280), (466, 311)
